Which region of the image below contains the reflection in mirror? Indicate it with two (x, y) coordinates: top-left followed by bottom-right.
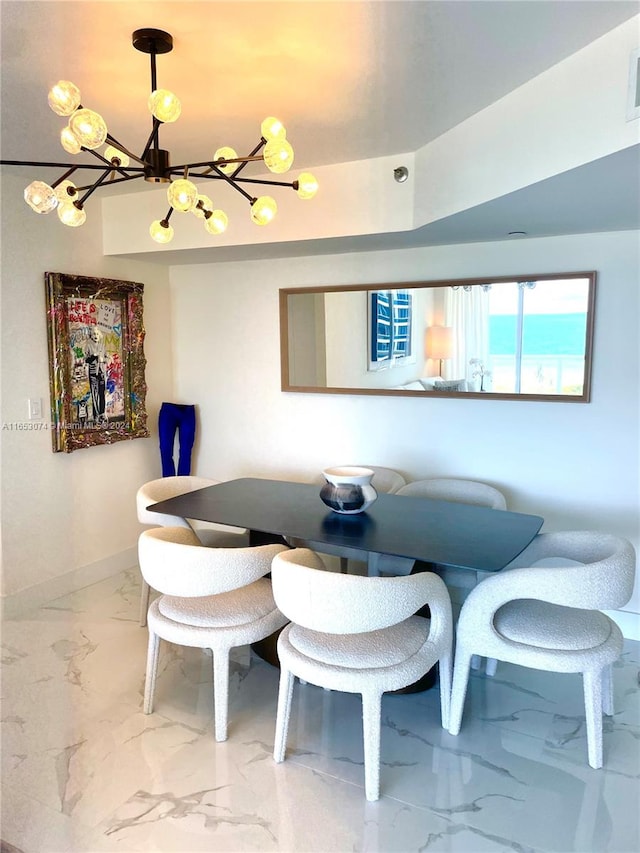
(280, 272), (595, 402)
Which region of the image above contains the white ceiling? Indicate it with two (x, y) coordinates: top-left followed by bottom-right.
(1, 0), (639, 255)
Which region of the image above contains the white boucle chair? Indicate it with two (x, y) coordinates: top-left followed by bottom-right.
(271, 548), (453, 801)
(136, 476), (249, 626)
(396, 477), (507, 509)
(448, 531), (636, 769)
(394, 479), (506, 674)
(138, 526), (289, 742)
(297, 466), (407, 574)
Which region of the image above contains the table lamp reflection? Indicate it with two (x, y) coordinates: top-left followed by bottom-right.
(426, 325), (453, 377)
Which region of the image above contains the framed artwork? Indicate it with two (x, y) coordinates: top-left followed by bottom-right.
(369, 290), (392, 367)
(368, 289), (414, 371)
(45, 271), (149, 453)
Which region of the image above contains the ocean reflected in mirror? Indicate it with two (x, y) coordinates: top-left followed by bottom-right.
(280, 272), (595, 402)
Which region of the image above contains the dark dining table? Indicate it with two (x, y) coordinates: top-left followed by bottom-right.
(148, 477), (543, 573)
(148, 477), (543, 690)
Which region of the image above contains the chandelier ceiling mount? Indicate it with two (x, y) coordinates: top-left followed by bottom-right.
(132, 27), (174, 56)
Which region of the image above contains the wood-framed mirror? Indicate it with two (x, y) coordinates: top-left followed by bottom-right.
(280, 271), (596, 402)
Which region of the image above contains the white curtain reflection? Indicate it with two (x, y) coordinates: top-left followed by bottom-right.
(444, 287), (490, 382)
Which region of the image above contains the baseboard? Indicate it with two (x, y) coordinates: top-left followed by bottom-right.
(1, 547), (138, 619)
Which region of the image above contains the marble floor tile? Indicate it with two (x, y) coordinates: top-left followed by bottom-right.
(1, 570), (638, 853)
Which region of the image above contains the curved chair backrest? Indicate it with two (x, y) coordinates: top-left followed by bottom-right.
(490, 530), (636, 612)
(272, 548), (450, 635)
(136, 476), (218, 527)
(315, 466), (406, 495)
(138, 526), (288, 598)
(397, 477), (507, 510)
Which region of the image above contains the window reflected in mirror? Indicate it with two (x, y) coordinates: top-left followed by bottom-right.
(280, 272), (596, 402)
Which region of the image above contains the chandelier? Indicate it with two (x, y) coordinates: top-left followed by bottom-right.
(1, 28), (318, 244)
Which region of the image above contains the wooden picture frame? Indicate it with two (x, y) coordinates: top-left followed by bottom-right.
(45, 271), (149, 453)
(280, 272), (596, 400)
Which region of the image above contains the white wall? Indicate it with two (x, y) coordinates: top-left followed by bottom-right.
(0, 171), (174, 598)
(169, 230), (640, 631)
(323, 288), (430, 388)
(415, 15), (640, 225)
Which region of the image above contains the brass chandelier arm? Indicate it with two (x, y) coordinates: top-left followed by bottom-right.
(225, 176), (296, 189)
(74, 173), (146, 192)
(189, 139), (267, 179)
(0, 158), (146, 189)
(197, 164), (254, 202)
(170, 155), (265, 172)
(50, 165), (80, 188)
(140, 119), (162, 162)
(230, 139), (266, 179)
(104, 134), (149, 168)
(87, 147), (140, 180)
(1, 158), (293, 189)
(0, 159), (115, 170)
(76, 168), (117, 206)
(187, 173), (296, 189)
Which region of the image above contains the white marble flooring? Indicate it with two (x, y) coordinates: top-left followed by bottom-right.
(1, 567), (639, 852)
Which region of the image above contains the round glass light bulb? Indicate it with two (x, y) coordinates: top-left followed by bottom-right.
(104, 145), (130, 168)
(295, 172), (319, 200)
(204, 210), (228, 235)
(261, 116), (286, 141)
(250, 196), (277, 226)
(213, 147), (237, 175)
(192, 194), (213, 219)
(48, 80), (81, 116)
(57, 203), (86, 227)
(24, 181), (58, 214)
(69, 108), (107, 150)
(167, 179), (198, 212)
(54, 180), (78, 204)
(148, 89), (181, 123)
(149, 220), (174, 243)
(60, 125), (82, 154)
(263, 138), (294, 174)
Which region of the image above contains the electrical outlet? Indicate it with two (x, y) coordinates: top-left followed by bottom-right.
(28, 398), (43, 420)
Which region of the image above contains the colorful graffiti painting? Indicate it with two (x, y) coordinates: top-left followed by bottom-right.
(45, 272), (149, 453)
(67, 298), (125, 426)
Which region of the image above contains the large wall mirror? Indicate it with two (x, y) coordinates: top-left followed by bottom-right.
(280, 272), (596, 402)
